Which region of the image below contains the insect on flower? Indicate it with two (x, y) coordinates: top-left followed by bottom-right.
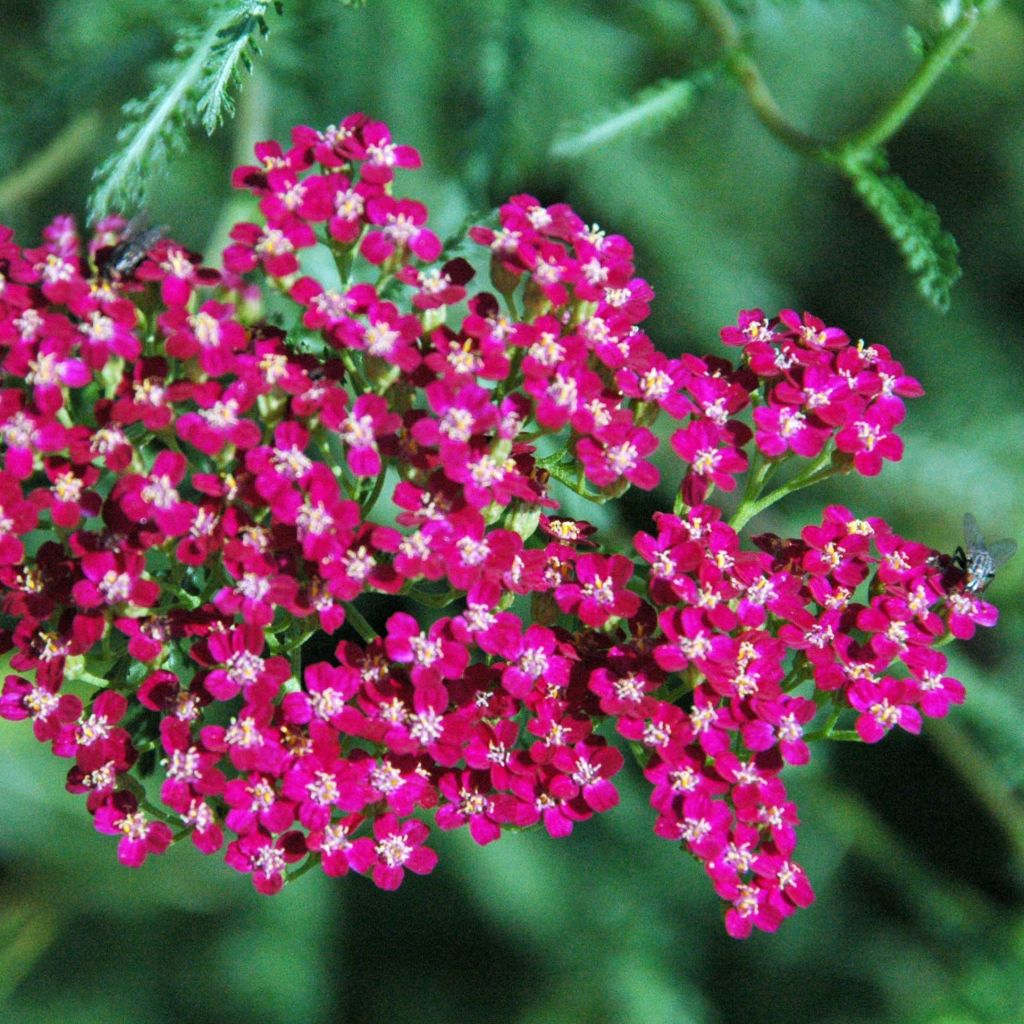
(96, 212), (167, 281)
(955, 512), (1017, 593)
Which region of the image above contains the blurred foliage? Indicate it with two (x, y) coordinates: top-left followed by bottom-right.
(1, 1), (1023, 1022)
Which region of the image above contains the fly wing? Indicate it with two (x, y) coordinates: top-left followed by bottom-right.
(962, 512), (985, 554)
(985, 538), (1018, 572)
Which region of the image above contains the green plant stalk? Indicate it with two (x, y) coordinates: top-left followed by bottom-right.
(804, 706), (842, 743)
(836, 2), (998, 161)
(359, 467), (388, 519)
(546, 460), (608, 504)
(404, 586), (461, 609)
(689, 0), (826, 156)
(692, 0), (1000, 165)
(287, 853), (321, 883)
(342, 601), (378, 642)
(66, 668), (117, 690)
(729, 447), (835, 532)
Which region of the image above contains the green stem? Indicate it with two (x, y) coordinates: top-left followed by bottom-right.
(805, 706), (842, 743)
(729, 448), (836, 532)
(404, 586), (462, 609)
(546, 459), (608, 505)
(736, 449), (774, 508)
(342, 601), (379, 642)
(823, 730), (864, 743)
(339, 349), (370, 392)
(360, 468), (387, 519)
(140, 797), (176, 824)
(693, 0), (1000, 165)
(835, 3), (996, 160)
(67, 668), (116, 690)
(288, 854), (321, 883)
(690, 0), (826, 156)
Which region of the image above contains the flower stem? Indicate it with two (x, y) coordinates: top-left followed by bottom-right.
(287, 854), (320, 884)
(690, 0), (826, 156)
(342, 601), (379, 642)
(834, 3), (996, 162)
(805, 706), (842, 743)
(67, 668), (116, 690)
(403, 586), (461, 609)
(360, 468), (387, 519)
(692, 0), (1000, 167)
(729, 447), (836, 532)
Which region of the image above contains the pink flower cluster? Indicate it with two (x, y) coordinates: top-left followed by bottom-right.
(0, 115), (1001, 938)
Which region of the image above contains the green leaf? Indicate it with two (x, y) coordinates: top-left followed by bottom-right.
(550, 71), (716, 160)
(196, 1), (276, 134)
(89, 1), (279, 221)
(845, 153), (962, 311)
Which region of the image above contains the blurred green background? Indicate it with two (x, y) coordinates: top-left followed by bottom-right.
(1, 1), (1023, 1022)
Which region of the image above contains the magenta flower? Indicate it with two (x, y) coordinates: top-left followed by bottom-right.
(306, 816), (365, 876)
(672, 419), (749, 504)
(740, 696), (817, 765)
(161, 301), (247, 376)
(334, 300), (422, 371)
(436, 770), (503, 845)
(225, 830), (306, 894)
(338, 393), (401, 477)
(94, 794), (173, 867)
(71, 550), (160, 610)
(551, 739), (625, 812)
(40, 458), (102, 528)
(4, 334), (91, 415)
(361, 196), (441, 265)
(159, 718), (225, 813)
(901, 648), (965, 718)
(576, 421), (660, 490)
(223, 220), (317, 278)
(396, 257), (474, 310)
(135, 240), (221, 306)
(355, 119), (423, 182)
(175, 381), (262, 456)
(348, 813), (438, 890)
(753, 402), (831, 458)
(0, 473), (39, 564)
(202, 623), (291, 703)
(848, 677), (922, 743)
(223, 772), (296, 835)
(555, 553), (640, 627)
(1, 667), (82, 745)
(943, 589), (999, 639)
(384, 612), (469, 685)
(835, 403), (904, 476)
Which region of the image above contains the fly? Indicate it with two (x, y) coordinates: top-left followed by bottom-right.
(96, 212), (167, 281)
(955, 512), (1017, 594)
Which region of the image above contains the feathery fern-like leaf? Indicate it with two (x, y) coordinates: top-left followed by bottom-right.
(197, 1), (278, 134)
(847, 156), (962, 311)
(550, 72), (716, 160)
(89, 1), (280, 221)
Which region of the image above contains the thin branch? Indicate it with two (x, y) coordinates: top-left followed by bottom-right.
(692, 0), (1000, 165)
(838, 2), (997, 160)
(690, 0), (826, 156)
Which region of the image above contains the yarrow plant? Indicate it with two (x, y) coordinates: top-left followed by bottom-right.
(0, 114), (1005, 938)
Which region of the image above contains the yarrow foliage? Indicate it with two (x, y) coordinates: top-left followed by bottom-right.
(0, 114), (1003, 938)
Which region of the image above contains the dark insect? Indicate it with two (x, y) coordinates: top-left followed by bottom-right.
(954, 512), (1017, 594)
(96, 212), (167, 281)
